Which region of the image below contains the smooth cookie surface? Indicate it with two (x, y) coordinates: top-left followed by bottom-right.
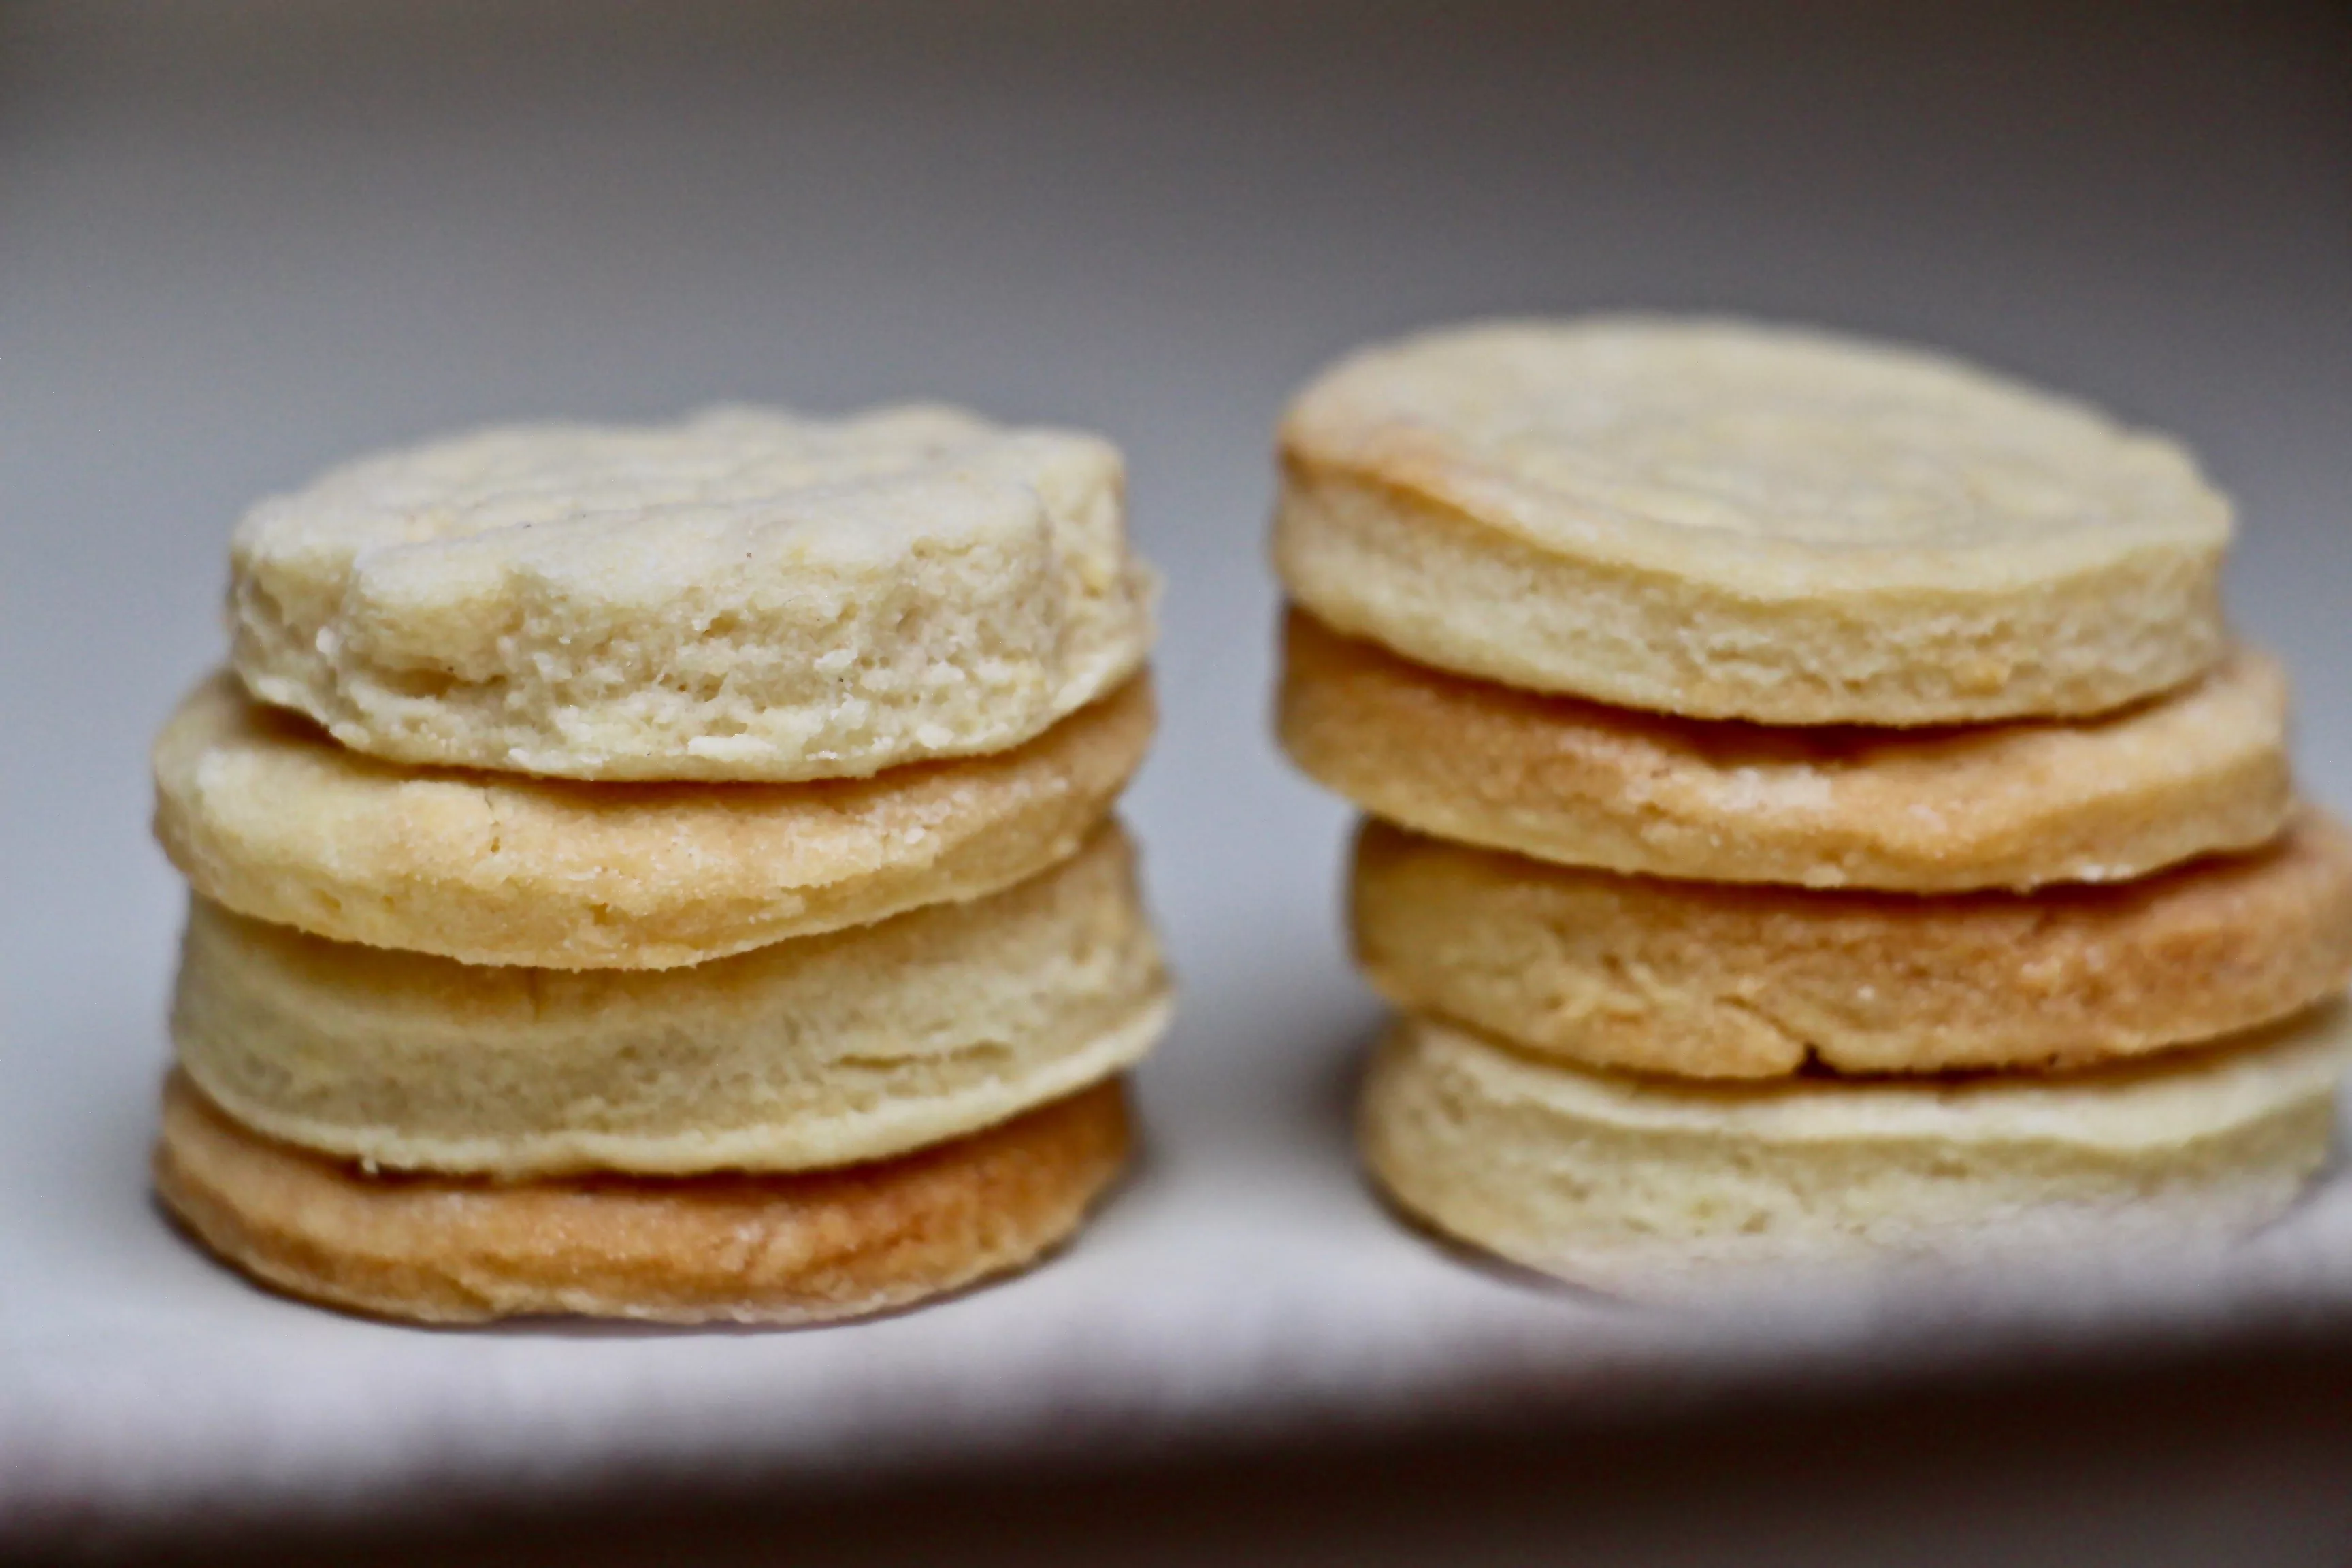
(1277, 318), (2231, 724)
(156, 1073), (1131, 1326)
(156, 670), (1153, 969)
(1360, 1010), (2348, 1294)
(233, 405), (1156, 780)
(1352, 815), (2352, 1078)
(172, 823), (1171, 1177)
(1281, 611), (2293, 892)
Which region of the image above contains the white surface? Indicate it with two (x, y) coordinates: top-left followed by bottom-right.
(3, 0), (2351, 1532)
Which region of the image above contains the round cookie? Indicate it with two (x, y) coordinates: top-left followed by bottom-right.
(1281, 610), (2292, 892)
(172, 823), (1171, 1177)
(1360, 1010), (2349, 1294)
(232, 405), (1158, 781)
(1351, 815), (2352, 1079)
(155, 669), (1154, 970)
(156, 1072), (1131, 1326)
(1276, 318), (2231, 725)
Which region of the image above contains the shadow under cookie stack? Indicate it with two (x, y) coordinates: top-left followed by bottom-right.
(1274, 318), (2352, 1292)
(151, 406), (1172, 1324)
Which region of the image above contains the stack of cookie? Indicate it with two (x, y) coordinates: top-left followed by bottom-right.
(1275, 319), (2352, 1290)
(151, 406), (1172, 1324)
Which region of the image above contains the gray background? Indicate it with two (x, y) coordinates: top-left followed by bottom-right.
(5, 1), (2351, 1561)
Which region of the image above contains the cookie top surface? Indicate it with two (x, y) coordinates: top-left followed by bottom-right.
(1285, 317), (2227, 574)
(242, 404), (1075, 567)
(1276, 318), (2232, 723)
(232, 405), (1156, 780)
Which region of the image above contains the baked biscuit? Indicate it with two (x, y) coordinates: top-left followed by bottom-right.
(173, 824), (1170, 1177)
(156, 670), (1153, 969)
(1352, 815), (2352, 1079)
(1360, 1010), (2348, 1294)
(156, 1072), (1130, 1325)
(233, 406), (1156, 781)
(1281, 610), (2291, 892)
(1277, 318), (2230, 725)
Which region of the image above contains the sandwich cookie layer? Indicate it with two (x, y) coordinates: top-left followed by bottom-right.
(233, 405), (1157, 781)
(172, 823), (1171, 1177)
(1360, 1010), (2349, 1293)
(1281, 610), (2291, 892)
(1277, 318), (2230, 725)
(156, 1073), (1131, 1325)
(1352, 815), (2352, 1079)
(156, 670), (1154, 969)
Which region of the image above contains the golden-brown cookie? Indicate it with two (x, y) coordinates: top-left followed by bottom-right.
(155, 670), (1153, 969)
(1276, 318), (2230, 725)
(1352, 815), (2352, 1078)
(1281, 610), (2291, 892)
(172, 823), (1171, 1177)
(1360, 1009), (2347, 1294)
(156, 1072), (1132, 1325)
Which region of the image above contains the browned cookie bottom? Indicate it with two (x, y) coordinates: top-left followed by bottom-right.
(155, 1072), (1132, 1325)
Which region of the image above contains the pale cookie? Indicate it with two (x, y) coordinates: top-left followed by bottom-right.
(1361, 1009), (2348, 1294)
(1276, 318), (2230, 725)
(156, 1072), (1130, 1325)
(1352, 815), (2352, 1079)
(155, 669), (1153, 969)
(172, 824), (1171, 1177)
(1281, 611), (2293, 892)
(232, 405), (1157, 781)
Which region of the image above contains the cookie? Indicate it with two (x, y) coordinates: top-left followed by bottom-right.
(1276, 318), (2230, 725)
(1351, 815), (2352, 1079)
(156, 1072), (1130, 1325)
(232, 406), (1157, 781)
(1281, 610), (2292, 892)
(1360, 1009), (2347, 1294)
(155, 669), (1152, 970)
(172, 823), (1171, 1177)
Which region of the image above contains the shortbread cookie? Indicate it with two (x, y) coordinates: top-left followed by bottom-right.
(156, 1072), (1130, 1325)
(1361, 1010), (2347, 1293)
(1276, 318), (2230, 725)
(1281, 611), (2291, 892)
(155, 670), (1152, 969)
(1352, 815), (2352, 1078)
(173, 824), (1170, 1177)
(232, 406), (1157, 781)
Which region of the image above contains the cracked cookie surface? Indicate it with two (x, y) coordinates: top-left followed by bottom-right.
(232, 405), (1156, 780)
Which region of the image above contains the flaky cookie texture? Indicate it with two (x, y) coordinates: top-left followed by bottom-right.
(1277, 318), (2230, 725)
(155, 669), (1153, 970)
(156, 1073), (1132, 1326)
(1352, 815), (2352, 1079)
(1360, 1011), (2347, 1294)
(232, 405), (1157, 781)
(1281, 611), (2291, 893)
(173, 823), (1171, 1177)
